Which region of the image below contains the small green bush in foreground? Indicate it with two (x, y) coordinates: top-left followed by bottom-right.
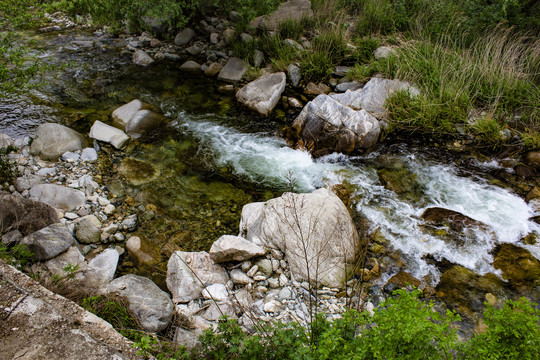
(172, 290), (537, 360)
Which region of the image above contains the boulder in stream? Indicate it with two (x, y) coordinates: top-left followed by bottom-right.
(291, 94), (380, 156)
(236, 72), (286, 116)
(89, 121), (130, 149)
(30, 123), (85, 161)
(239, 188), (361, 288)
(132, 50), (154, 67)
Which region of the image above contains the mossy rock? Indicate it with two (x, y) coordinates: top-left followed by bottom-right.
(384, 271), (421, 293)
(436, 265), (508, 318)
(118, 158), (160, 186)
(421, 207), (495, 247)
(376, 162), (425, 202)
(493, 243), (540, 286)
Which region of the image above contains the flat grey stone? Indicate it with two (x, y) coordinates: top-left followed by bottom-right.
(21, 223), (74, 261)
(89, 121), (130, 149)
(217, 57), (247, 83)
(29, 184), (85, 212)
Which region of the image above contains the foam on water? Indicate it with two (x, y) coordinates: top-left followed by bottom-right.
(178, 117), (540, 284)
(180, 118), (345, 191)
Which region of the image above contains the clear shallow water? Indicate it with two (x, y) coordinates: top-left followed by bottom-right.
(2, 29), (539, 287)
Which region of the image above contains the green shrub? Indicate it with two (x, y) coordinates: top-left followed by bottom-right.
(462, 298), (540, 360)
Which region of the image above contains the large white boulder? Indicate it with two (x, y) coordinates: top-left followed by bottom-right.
(330, 77), (420, 116)
(30, 123), (85, 161)
(236, 72), (286, 116)
(166, 251), (229, 303)
(291, 94), (380, 155)
(239, 188), (361, 288)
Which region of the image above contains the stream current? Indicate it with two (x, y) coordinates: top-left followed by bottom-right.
(2, 29), (539, 292)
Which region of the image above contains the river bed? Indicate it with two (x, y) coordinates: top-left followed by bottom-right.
(2, 28), (539, 316)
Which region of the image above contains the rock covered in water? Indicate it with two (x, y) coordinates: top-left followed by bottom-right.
(167, 251), (229, 303)
(291, 94), (380, 155)
(21, 223), (74, 261)
(239, 188), (361, 288)
(30, 123), (85, 161)
(89, 121), (130, 149)
(29, 184), (85, 212)
(210, 235), (266, 263)
(0, 194), (59, 236)
(236, 72), (286, 116)
(106, 274), (174, 332)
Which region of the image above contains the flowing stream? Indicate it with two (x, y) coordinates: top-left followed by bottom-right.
(2, 29), (539, 295)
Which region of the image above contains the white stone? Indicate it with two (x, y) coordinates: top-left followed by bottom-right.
(81, 148), (98, 162)
(209, 235), (266, 263)
(241, 188), (361, 288)
(89, 121), (130, 149)
(236, 72), (286, 116)
(230, 269), (253, 285)
(103, 204), (116, 215)
(201, 284), (229, 301)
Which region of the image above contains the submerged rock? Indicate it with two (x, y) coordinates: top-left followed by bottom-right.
(291, 94), (380, 156)
(117, 158), (160, 186)
(239, 188), (361, 288)
(236, 72), (286, 116)
(30, 123), (85, 161)
(106, 274), (174, 332)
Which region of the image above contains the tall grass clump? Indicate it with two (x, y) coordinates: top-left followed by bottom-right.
(358, 28), (539, 146)
(301, 26), (347, 81)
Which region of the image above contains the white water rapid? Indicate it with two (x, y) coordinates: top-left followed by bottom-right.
(179, 116), (540, 285)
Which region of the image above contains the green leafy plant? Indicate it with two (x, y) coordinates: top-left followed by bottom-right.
(0, 242), (34, 268)
(462, 298), (540, 360)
